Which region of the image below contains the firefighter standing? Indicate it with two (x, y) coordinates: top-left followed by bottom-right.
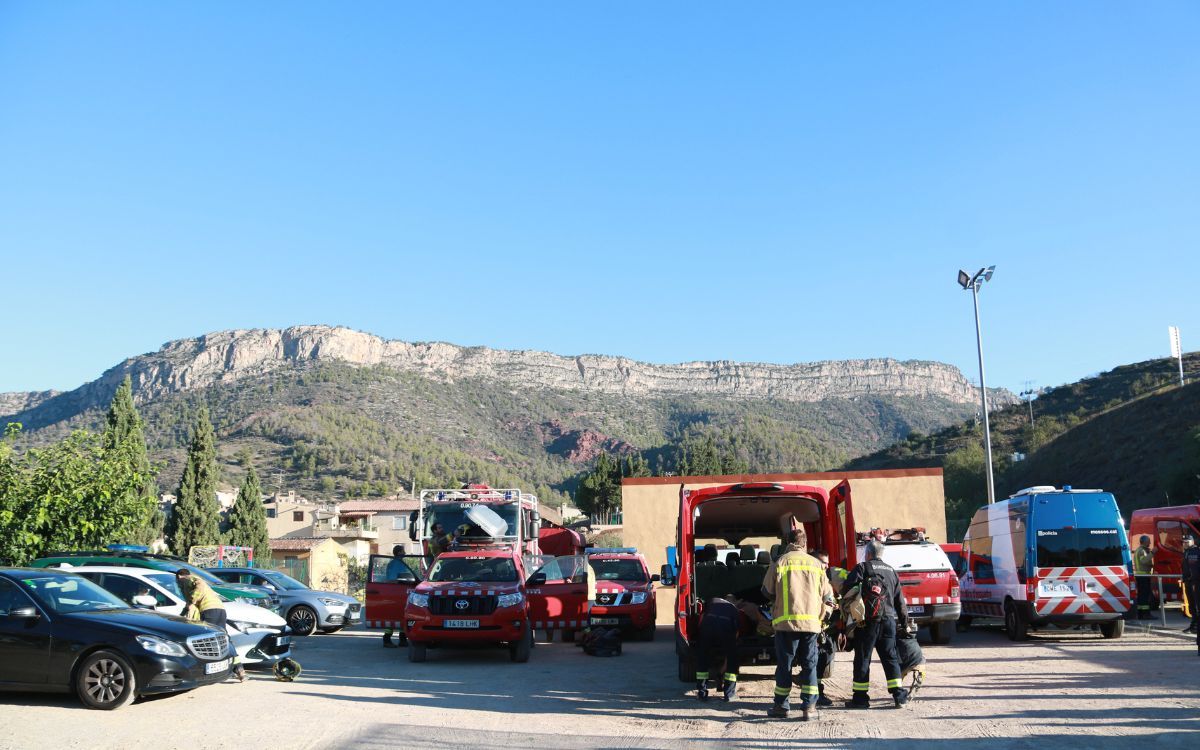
(426, 523), (455, 561)
(1133, 535), (1154, 620)
(762, 528), (834, 721)
(693, 596), (746, 702)
(842, 540), (909, 708)
(1182, 534), (1199, 636)
(382, 545), (409, 648)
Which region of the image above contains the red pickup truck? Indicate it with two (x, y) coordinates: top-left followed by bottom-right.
(586, 548), (658, 641)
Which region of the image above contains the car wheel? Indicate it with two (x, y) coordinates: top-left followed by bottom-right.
(408, 640), (427, 663)
(510, 625), (532, 663)
(320, 626), (343, 634)
(1099, 619), (1125, 639)
(76, 650), (137, 710)
(677, 651), (697, 682)
(287, 605), (318, 636)
(1004, 601), (1028, 642)
(930, 620), (953, 645)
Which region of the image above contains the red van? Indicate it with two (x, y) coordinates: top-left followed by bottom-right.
(1128, 505), (1200, 603)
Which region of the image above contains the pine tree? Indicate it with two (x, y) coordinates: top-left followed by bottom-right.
(168, 407), (222, 555)
(226, 464), (270, 562)
(103, 375), (163, 545)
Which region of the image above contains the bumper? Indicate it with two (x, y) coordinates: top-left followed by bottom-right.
(588, 605), (655, 630)
(907, 603), (961, 625)
(406, 610), (527, 645)
(319, 608), (362, 628)
(242, 632), (293, 667)
(132, 653), (231, 695)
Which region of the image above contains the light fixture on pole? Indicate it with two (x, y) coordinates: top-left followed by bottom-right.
(958, 265), (997, 504)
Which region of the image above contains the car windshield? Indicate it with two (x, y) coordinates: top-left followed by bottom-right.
(261, 571), (309, 591)
(427, 556), (518, 583)
(424, 502), (519, 540)
(589, 559), (647, 582)
(1036, 528), (1125, 568)
(20, 574), (129, 613)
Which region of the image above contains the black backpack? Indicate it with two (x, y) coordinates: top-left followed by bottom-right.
(860, 561), (889, 622)
(583, 627), (623, 657)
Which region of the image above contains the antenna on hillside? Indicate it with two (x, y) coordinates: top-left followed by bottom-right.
(1019, 380), (1037, 427)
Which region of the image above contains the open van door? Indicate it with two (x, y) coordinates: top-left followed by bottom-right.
(365, 554), (427, 636)
(525, 554), (589, 637)
(830, 480), (857, 570)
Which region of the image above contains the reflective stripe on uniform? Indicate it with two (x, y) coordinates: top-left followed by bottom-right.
(887, 678), (901, 689)
(800, 685), (819, 695)
(776, 560), (824, 626)
(774, 685), (791, 696)
(723, 673), (737, 683)
(771, 613), (819, 625)
(852, 681), (870, 691)
(695, 672), (709, 680)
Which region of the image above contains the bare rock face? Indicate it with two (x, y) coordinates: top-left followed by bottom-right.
(8, 325), (1017, 426)
(0, 390), (58, 420)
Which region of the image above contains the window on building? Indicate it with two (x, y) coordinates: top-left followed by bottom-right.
(392, 515), (408, 531)
(293, 511), (305, 522)
(267, 509), (276, 518)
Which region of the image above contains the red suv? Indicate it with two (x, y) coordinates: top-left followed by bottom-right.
(586, 549), (658, 641)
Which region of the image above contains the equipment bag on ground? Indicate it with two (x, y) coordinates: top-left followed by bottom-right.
(582, 627), (623, 657)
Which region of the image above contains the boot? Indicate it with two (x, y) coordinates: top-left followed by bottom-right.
(845, 692), (870, 710)
(234, 665), (247, 683)
(801, 705), (818, 722)
(816, 683), (833, 708)
(893, 688), (910, 708)
(383, 632), (397, 648)
(696, 681), (709, 702)
(722, 681), (737, 702)
(767, 703), (789, 719)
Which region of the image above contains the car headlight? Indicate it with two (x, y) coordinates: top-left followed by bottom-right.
(234, 596), (255, 605)
(228, 621), (256, 633)
(408, 593), (429, 609)
(317, 597), (346, 608)
(136, 635), (187, 657)
(630, 592), (648, 605)
(497, 592), (524, 608)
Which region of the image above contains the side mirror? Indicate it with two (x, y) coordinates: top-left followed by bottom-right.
(658, 564), (676, 587)
(526, 572), (547, 587)
(529, 521), (541, 539)
(8, 606), (39, 620)
(408, 511), (420, 542)
(650, 574), (661, 583)
(132, 594), (157, 609)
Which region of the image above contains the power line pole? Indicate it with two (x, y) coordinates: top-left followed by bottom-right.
(1020, 380), (1036, 427)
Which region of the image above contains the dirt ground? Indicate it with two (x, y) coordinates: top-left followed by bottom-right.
(2, 617), (1198, 750)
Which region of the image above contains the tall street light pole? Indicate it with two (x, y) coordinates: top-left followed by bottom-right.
(958, 266), (997, 504)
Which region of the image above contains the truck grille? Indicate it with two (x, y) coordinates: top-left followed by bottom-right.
(595, 593), (628, 606)
(187, 631), (229, 660)
(430, 595), (497, 616)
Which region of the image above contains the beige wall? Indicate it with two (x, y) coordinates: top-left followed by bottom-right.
(623, 469), (946, 577)
(270, 539), (348, 593)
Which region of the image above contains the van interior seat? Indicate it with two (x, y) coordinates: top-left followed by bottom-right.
(695, 562), (770, 600)
(739, 545), (756, 563)
(756, 551), (771, 565)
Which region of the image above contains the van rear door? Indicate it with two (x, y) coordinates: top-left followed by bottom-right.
(830, 480), (857, 570)
(1032, 493), (1130, 617)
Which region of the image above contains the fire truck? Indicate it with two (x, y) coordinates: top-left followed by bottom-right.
(365, 484), (587, 646)
(672, 481), (857, 682)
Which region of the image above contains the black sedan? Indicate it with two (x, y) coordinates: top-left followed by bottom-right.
(0, 568), (233, 709)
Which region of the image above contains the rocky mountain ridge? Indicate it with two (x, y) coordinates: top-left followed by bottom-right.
(1, 326), (1015, 428)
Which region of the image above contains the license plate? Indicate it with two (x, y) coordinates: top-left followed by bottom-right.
(907, 605), (925, 615)
(276, 636), (291, 646)
(1039, 581), (1077, 597)
(205, 658), (231, 675)
(444, 619), (479, 629)
(591, 617), (620, 625)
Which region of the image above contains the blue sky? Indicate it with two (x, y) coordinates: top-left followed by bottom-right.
(1, 2), (1197, 395)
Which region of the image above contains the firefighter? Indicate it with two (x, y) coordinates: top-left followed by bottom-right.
(693, 596), (745, 702)
(1182, 534), (1199, 636)
(804, 549), (846, 708)
(382, 545), (409, 648)
(762, 528), (834, 722)
(426, 522), (455, 561)
(842, 540), (909, 708)
(1133, 535), (1154, 620)
(177, 569), (245, 682)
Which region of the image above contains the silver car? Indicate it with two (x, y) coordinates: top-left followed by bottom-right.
(208, 568), (361, 636)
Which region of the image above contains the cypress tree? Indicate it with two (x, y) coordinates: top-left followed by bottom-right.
(103, 375), (162, 546)
(168, 406), (222, 555)
(226, 463), (270, 562)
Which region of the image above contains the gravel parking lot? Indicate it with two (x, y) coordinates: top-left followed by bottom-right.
(3, 622), (1198, 749)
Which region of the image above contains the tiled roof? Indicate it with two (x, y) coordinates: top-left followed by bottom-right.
(269, 537), (330, 551)
(338, 498), (419, 512)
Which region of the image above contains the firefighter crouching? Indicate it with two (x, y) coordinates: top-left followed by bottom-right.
(177, 568), (246, 682)
(762, 528), (834, 721)
(693, 596), (748, 702)
(1133, 535), (1154, 620)
(842, 540), (909, 708)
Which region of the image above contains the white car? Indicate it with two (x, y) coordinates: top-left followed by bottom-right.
(65, 565), (293, 669)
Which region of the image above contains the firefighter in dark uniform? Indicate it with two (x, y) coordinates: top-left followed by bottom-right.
(1133, 535), (1154, 620)
(1182, 534), (1200, 638)
(693, 596), (747, 702)
(841, 540), (910, 708)
(382, 545), (409, 648)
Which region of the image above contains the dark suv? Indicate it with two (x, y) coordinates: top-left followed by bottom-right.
(0, 568), (233, 709)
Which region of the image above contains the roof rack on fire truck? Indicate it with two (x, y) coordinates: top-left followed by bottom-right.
(586, 548), (638, 556)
